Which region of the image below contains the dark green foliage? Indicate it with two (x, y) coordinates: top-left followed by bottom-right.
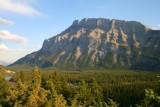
(1, 67), (160, 107)
(0, 73), (9, 106)
(76, 80), (94, 106)
(90, 78), (103, 102)
(141, 76), (160, 107)
(0, 67), (120, 107)
(56, 69), (159, 107)
(18, 71), (25, 83)
(8, 66), (48, 107)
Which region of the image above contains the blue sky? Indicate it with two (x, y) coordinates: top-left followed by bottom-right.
(0, 0), (160, 65)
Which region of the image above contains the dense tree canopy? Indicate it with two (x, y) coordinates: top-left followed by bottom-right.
(0, 67), (159, 107)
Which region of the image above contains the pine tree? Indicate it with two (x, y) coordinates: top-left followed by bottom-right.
(76, 80), (94, 106)
(90, 78), (103, 102)
(61, 77), (71, 100)
(142, 76), (160, 106)
(52, 71), (62, 94)
(46, 78), (66, 107)
(8, 79), (28, 107)
(107, 98), (119, 107)
(71, 95), (78, 107)
(0, 73), (9, 106)
(25, 66), (48, 107)
(18, 71), (25, 83)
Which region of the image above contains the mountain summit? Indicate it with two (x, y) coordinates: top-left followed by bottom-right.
(10, 18), (160, 70)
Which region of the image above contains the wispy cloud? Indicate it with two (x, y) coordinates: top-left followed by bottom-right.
(0, 0), (41, 16)
(0, 43), (36, 63)
(0, 17), (14, 26)
(0, 43), (31, 52)
(0, 43), (9, 51)
(0, 30), (28, 44)
(159, 24), (160, 28)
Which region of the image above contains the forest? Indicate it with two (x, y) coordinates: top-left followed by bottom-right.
(0, 66), (160, 107)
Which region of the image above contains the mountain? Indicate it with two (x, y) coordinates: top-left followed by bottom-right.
(10, 18), (160, 70)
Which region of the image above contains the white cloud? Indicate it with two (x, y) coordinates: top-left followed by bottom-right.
(0, 43), (36, 63)
(0, 43), (32, 52)
(0, 17), (14, 26)
(0, 42), (42, 64)
(159, 24), (160, 28)
(0, 30), (28, 44)
(0, 43), (9, 51)
(0, 0), (41, 16)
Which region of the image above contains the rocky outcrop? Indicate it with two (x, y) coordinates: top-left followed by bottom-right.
(10, 18), (160, 70)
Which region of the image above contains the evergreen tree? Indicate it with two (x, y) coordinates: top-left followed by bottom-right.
(143, 76), (160, 107)
(76, 80), (94, 106)
(46, 78), (66, 107)
(71, 95), (78, 107)
(90, 78), (103, 102)
(52, 71), (62, 94)
(18, 71), (25, 83)
(107, 99), (119, 107)
(25, 66), (48, 107)
(61, 77), (71, 100)
(0, 73), (9, 106)
(8, 79), (28, 107)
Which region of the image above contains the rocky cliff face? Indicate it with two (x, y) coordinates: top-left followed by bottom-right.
(10, 18), (160, 70)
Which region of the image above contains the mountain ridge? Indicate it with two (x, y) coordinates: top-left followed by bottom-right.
(10, 18), (160, 70)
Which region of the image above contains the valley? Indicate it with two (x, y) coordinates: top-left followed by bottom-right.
(0, 18), (160, 107)
(0, 0), (160, 106)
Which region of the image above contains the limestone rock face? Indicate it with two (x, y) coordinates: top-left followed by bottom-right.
(10, 18), (160, 70)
